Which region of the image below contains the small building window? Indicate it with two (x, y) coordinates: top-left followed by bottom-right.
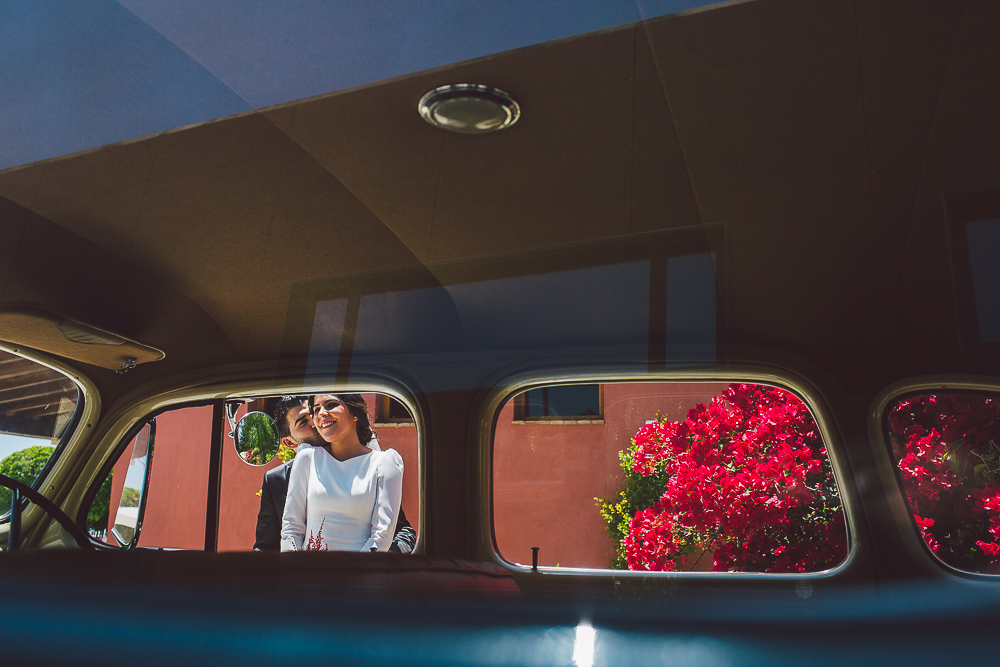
(375, 396), (414, 425)
(513, 385), (603, 421)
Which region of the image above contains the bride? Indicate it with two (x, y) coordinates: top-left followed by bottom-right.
(280, 393), (403, 552)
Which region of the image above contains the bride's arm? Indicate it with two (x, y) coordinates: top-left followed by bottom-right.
(363, 449), (404, 552)
(280, 447), (312, 551)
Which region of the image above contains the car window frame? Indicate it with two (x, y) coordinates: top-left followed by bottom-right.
(479, 365), (860, 581)
(871, 376), (1000, 579)
(0, 342), (98, 526)
(77, 400), (212, 549)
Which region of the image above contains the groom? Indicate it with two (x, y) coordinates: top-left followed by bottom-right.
(253, 394), (416, 552)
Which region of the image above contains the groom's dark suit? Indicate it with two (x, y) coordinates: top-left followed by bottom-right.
(253, 460), (416, 552)
(253, 461), (293, 551)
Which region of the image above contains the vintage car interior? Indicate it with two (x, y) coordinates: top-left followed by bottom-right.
(2, 0), (1000, 663)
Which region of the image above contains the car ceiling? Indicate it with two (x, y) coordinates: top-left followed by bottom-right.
(0, 0), (997, 407)
(0, 0), (711, 170)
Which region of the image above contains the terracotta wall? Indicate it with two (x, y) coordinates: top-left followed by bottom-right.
(367, 423), (420, 536)
(109, 405), (212, 549)
(218, 402), (271, 551)
(492, 382), (730, 569)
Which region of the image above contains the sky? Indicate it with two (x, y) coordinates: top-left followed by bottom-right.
(0, 432), (51, 464)
(0, 0), (719, 170)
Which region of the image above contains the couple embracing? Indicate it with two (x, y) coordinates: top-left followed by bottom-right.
(254, 394), (415, 553)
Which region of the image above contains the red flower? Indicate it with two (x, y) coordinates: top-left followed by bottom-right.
(624, 383), (846, 573)
(307, 518), (329, 551)
(977, 541), (1000, 557)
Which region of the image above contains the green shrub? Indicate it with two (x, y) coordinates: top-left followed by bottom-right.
(596, 440), (668, 569)
(0, 445), (55, 511)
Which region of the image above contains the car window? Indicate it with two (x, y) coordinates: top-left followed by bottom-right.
(87, 393), (419, 552)
(884, 390), (1000, 574)
(91, 405), (212, 548)
(494, 381), (848, 573)
(0, 348), (81, 518)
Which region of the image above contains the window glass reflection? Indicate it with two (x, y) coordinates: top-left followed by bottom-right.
(0, 349), (79, 516)
(965, 219), (1000, 344)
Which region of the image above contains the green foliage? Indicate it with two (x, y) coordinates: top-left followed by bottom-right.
(0, 445), (55, 511)
(86, 472), (113, 535)
(596, 440), (668, 569)
(277, 442), (297, 464)
(119, 486), (141, 508)
(257, 443), (296, 499)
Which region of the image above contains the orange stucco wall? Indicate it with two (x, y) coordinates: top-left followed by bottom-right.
(218, 403), (272, 551)
(492, 382), (729, 569)
(367, 426), (420, 535)
(136, 405), (212, 549)
(106, 406), (213, 548)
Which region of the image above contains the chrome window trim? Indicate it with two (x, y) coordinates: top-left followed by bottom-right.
(477, 363), (860, 580)
(870, 375), (1000, 579)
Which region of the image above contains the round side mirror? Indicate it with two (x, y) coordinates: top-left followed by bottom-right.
(234, 411), (280, 466)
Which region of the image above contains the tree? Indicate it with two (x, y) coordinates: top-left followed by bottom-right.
(86, 472), (113, 536)
(599, 383), (846, 572)
(2, 445), (110, 537)
(0, 445), (55, 511)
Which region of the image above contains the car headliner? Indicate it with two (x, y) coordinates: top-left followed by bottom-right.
(1, 0), (996, 406)
(0, 0), (715, 169)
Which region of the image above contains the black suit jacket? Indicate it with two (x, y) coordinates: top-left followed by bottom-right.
(253, 460), (416, 552)
(253, 461), (292, 551)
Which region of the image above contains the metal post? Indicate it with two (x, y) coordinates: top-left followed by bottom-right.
(9, 487), (22, 552)
(205, 401), (225, 552)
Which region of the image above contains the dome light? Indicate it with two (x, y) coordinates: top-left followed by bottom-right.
(418, 84), (520, 134)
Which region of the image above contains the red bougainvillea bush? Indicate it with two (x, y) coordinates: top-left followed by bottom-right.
(601, 383), (846, 573)
(887, 392), (1000, 573)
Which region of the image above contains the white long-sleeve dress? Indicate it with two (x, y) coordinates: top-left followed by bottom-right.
(279, 444), (403, 552)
